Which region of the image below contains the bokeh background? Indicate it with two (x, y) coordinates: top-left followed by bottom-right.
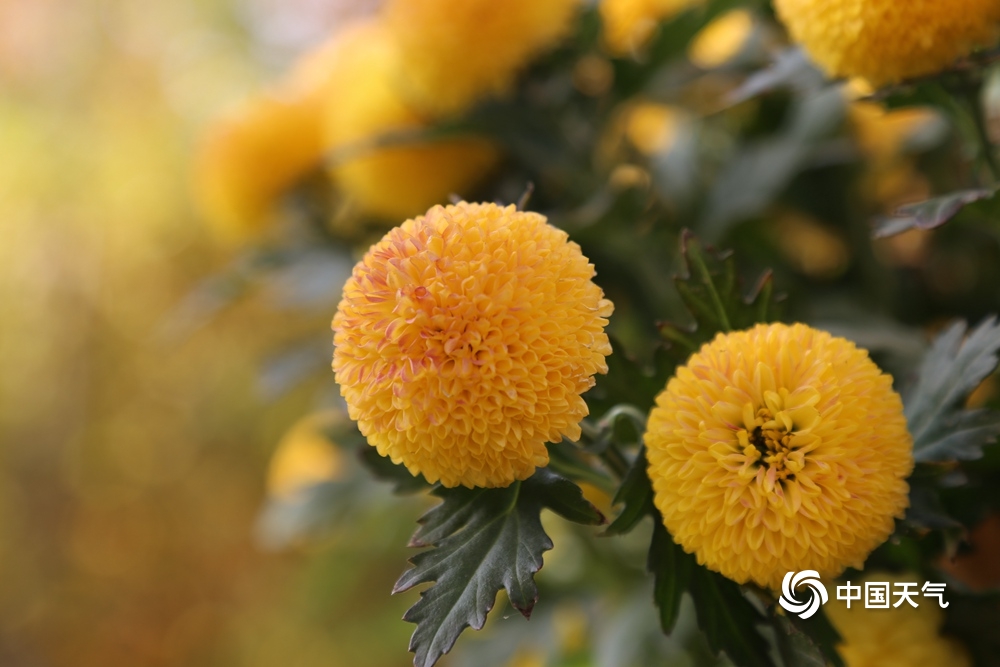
(0, 1), (424, 665)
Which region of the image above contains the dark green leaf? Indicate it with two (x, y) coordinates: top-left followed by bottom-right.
(785, 607), (845, 667)
(647, 520), (691, 634)
(873, 188), (997, 239)
(395, 469), (603, 667)
(589, 338), (667, 414)
(545, 440), (615, 492)
(526, 468), (606, 526)
(772, 615), (828, 667)
(659, 232), (778, 357)
(358, 446), (432, 494)
(605, 447), (653, 536)
(690, 567), (774, 667)
(906, 317), (1000, 462)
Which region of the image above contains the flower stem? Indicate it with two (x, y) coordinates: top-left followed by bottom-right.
(961, 83), (1000, 183)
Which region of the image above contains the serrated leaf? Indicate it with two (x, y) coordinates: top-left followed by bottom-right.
(659, 232), (777, 356)
(605, 447), (653, 536)
(872, 188), (997, 239)
(647, 520), (691, 634)
(689, 567), (774, 667)
(395, 469), (603, 667)
(906, 317), (1000, 462)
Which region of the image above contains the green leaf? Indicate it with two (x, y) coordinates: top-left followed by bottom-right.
(589, 338), (670, 414)
(906, 317), (1000, 462)
(689, 567), (774, 667)
(724, 48), (824, 108)
(659, 231), (777, 356)
(358, 446), (432, 494)
(605, 446), (653, 536)
(772, 615), (827, 667)
(872, 188), (997, 239)
(647, 520), (691, 634)
(785, 608), (845, 667)
(394, 469), (603, 667)
(701, 86), (846, 239)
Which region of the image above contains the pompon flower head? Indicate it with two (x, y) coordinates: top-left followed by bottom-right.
(332, 202), (614, 488)
(384, 0), (581, 116)
(826, 573), (970, 667)
(645, 323), (913, 590)
(773, 0), (1000, 87)
(322, 20), (499, 221)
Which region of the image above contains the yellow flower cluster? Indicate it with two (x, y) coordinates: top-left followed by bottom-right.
(194, 1), (581, 241)
(385, 0), (582, 116)
(320, 21), (500, 222)
(774, 0), (1000, 87)
(645, 323), (913, 590)
(826, 573), (970, 667)
(332, 202), (614, 488)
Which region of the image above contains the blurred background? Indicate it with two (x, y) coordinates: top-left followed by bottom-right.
(4, 0), (1000, 665)
(0, 1), (426, 665)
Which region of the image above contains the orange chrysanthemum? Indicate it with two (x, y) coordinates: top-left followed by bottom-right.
(332, 202), (614, 488)
(826, 573), (970, 667)
(773, 0), (1000, 87)
(384, 0), (581, 116)
(645, 323), (913, 590)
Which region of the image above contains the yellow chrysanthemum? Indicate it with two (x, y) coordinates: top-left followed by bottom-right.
(600, 0), (702, 56)
(266, 411), (346, 501)
(688, 9), (754, 69)
(322, 20), (500, 221)
(192, 92), (323, 242)
(773, 0), (1000, 87)
(332, 202), (614, 488)
(191, 37), (344, 242)
(384, 0), (581, 116)
(645, 323), (913, 590)
(826, 573), (970, 667)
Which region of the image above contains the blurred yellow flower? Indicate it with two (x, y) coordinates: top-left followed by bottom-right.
(322, 20), (500, 222)
(384, 0), (581, 116)
(624, 102), (685, 155)
(600, 0), (701, 56)
(645, 323), (913, 590)
(688, 9), (754, 69)
(332, 202), (614, 488)
(192, 91), (323, 242)
(266, 411), (345, 501)
(826, 573), (970, 667)
(191, 37), (344, 243)
(773, 0), (1000, 87)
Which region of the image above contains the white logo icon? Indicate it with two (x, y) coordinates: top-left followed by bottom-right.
(779, 570), (829, 619)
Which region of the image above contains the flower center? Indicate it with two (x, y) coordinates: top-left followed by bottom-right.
(739, 407), (803, 482)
